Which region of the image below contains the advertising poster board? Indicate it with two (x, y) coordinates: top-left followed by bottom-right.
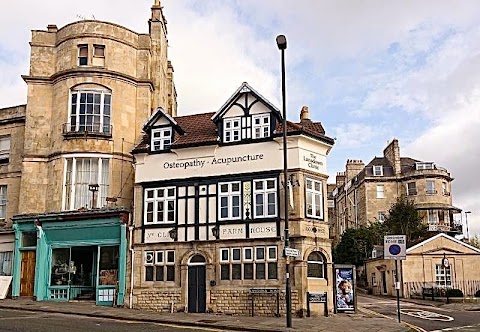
(0, 276), (12, 299)
(333, 265), (355, 313)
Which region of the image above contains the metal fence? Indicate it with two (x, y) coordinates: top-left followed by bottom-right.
(404, 280), (480, 298)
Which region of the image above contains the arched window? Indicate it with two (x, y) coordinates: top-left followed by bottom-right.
(189, 254), (206, 264)
(307, 251), (325, 278)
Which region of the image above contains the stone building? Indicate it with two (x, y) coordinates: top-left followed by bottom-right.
(365, 233), (480, 298)
(330, 139), (462, 243)
(129, 83), (335, 316)
(0, 105), (26, 278)
(6, 1), (176, 306)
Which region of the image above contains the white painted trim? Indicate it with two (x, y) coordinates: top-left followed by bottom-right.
(61, 153), (113, 159)
(406, 233), (480, 253)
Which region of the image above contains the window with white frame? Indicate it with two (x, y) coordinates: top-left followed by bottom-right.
(78, 44), (88, 66)
(151, 128), (172, 151)
(0, 186), (6, 221)
(428, 210), (438, 224)
(144, 187), (176, 224)
(378, 211), (386, 222)
(376, 185), (385, 198)
(407, 182), (417, 196)
(92, 45), (105, 66)
(69, 90), (111, 134)
(435, 264), (451, 287)
(252, 114), (270, 139)
(373, 165), (383, 176)
(223, 118), (241, 143)
(0, 137), (10, 162)
(144, 250), (175, 282)
(306, 178), (323, 219)
(416, 162), (434, 170)
(0, 251), (13, 276)
(220, 246), (277, 281)
(253, 179), (277, 218)
(218, 182), (241, 220)
(426, 180), (436, 194)
(307, 251), (325, 278)
(63, 157), (109, 210)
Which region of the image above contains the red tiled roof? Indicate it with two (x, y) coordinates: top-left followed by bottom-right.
(133, 112), (333, 153)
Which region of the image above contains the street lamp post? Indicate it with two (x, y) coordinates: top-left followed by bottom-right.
(276, 34), (292, 329)
(465, 211), (472, 240)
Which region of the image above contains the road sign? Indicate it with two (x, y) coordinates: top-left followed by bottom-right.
(384, 235), (406, 260)
(284, 247), (300, 258)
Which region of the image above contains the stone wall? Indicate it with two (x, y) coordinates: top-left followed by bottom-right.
(211, 289), (299, 316)
(134, 289), (182, 312)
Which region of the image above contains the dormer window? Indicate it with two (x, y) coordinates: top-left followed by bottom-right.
(151, 128), (172, 151)
(416, 162), (434, 170)
(252, 114), (270, 139)
(223, 118), (241, 143)
(373, 165), (383, 176)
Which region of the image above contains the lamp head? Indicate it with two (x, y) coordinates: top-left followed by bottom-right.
(276, 35), (287, 50)
(465, 211), (472, 214)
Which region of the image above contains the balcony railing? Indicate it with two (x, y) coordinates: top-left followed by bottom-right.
(62, 123), (112, 138)
(407, 188), (417, 196)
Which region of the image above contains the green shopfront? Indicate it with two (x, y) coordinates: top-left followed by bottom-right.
(11, 209), (128, 306)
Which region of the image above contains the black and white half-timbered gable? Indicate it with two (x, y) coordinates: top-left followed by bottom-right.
(130, 82), (336, 316)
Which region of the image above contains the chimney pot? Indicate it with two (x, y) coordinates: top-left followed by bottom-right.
(300, 106), (311, 123)
(47, 24), (58, 32)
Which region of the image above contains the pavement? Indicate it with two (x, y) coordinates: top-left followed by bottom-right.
(0, 298), (410, 332)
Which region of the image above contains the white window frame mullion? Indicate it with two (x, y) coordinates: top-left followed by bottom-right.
(100, 92), (105, 133)
(70, 157), (77, 210)
(97, 157), (103, 208)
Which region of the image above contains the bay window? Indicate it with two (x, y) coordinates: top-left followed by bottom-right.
(69, 90), (111, 135)
(63, 156), (110, 210)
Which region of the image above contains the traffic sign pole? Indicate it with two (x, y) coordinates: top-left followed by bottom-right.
(395, 259), (401, 323)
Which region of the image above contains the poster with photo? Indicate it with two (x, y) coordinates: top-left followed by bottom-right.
(334, 265), (355, 312)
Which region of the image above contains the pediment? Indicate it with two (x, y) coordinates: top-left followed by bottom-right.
(407, 233), (480, 255)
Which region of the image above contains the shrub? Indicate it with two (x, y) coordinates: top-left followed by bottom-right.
(446, 288), (463, 297)
(475, 289), (480, 298)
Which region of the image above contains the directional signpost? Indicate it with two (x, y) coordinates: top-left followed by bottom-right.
(384, 235), (406, 323)
(284, 247), (300, 258)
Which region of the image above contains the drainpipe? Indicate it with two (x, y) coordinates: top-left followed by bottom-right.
(129, 225), (134, 308)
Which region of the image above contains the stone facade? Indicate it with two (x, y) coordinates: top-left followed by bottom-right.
(330, 139), (461, 243)
(18, 2), (176, 215)
(366, 233), (480, 298)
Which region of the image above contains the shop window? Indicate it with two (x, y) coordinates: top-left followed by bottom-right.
(0, 251), (13, 276)
(306, 178), (323, 219)
(0, 136), (10, 163)
(51, 248), (70, 286)
(99, 246), (119, 286)
(220, 246), (277, 281)
(218, 182), (241, 220)
(78, 44), (88, 66)
(0, 185), (6, 221)
(63, 156), (110, 210)
(92, 45), (105, 66)
(307, 251), (325, 278)
(252, 114), (270, 139)
(223, 117), (241, 143)
(68, 90), (111, 135)
(253, 179), (277, 218)
(151, 127), (172, 151)
(435, 264), (451, 287)
(144, 250), (175, 282)
(144, 187), (176, 224)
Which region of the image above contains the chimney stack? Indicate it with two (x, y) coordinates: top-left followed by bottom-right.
(300, 106), (311, 123)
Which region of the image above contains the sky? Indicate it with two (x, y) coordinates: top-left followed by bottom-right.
(0, 1), (479, 237)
